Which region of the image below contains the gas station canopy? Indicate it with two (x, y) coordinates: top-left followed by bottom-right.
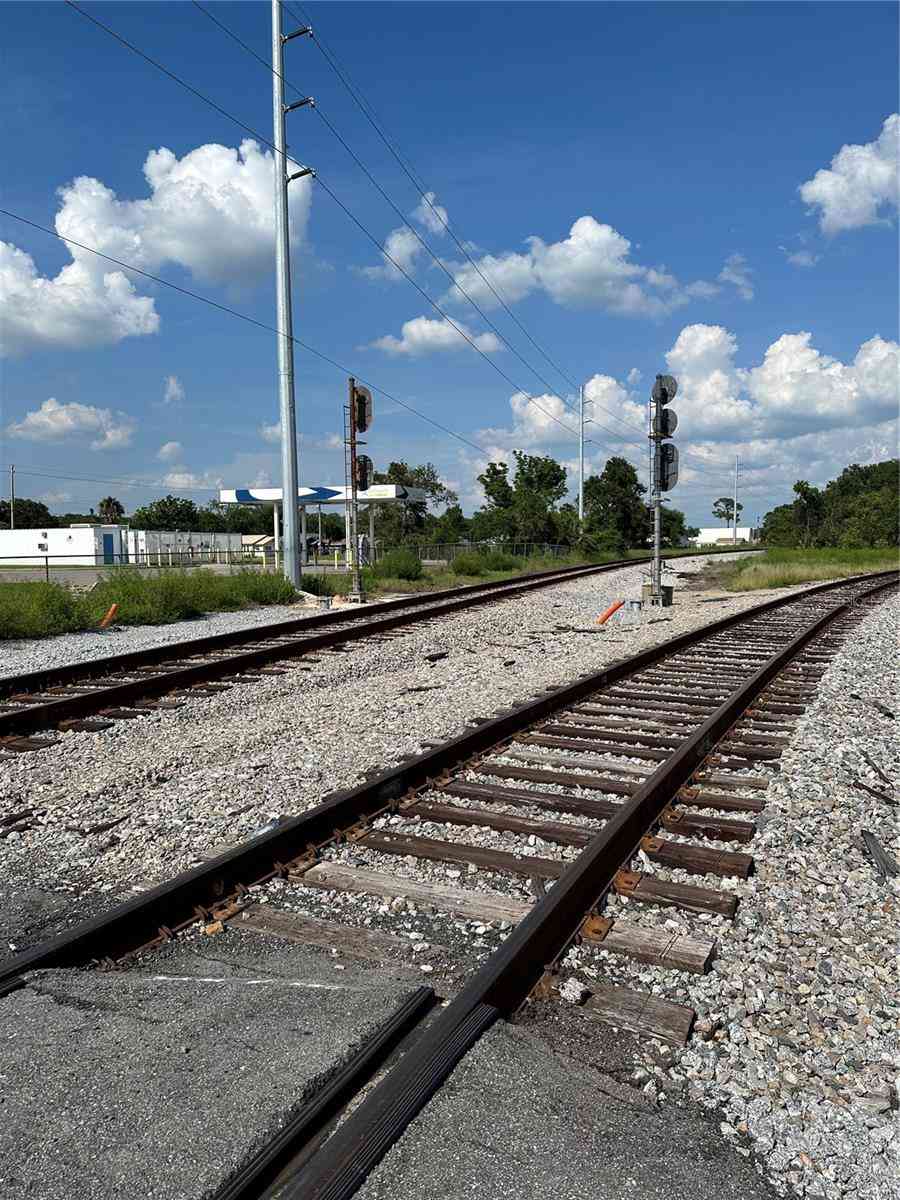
(218, 485), (428, 507)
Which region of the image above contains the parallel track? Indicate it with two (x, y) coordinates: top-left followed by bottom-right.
(0, 555), (658, 747)
(2, 567), (894, 1200)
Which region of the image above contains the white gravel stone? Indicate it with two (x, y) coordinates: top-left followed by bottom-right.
(0, 600), (319, 679)
(0, 558), (829, 943)
(577, 593), (899, 1200)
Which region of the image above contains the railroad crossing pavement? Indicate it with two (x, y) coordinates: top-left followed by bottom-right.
(358, 1006), (780, 1200)
(0, 939), (425, 1200)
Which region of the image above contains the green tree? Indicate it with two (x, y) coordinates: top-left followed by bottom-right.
(97, 496), (125, 522)
(0, 498), (58, 528)
(510, 451), (567, 508)
(130, 495), (200, 530)
(791, 481), (823, 547)
(758, 460), (898, 549)
(712, 497), (743, 526)
(372, 461), (458, 545)
(431, 504), (470, 544)
(583, 457), (651, 550)
(474, 452), (569, 543)
(660, 506), (694, 547)
(56, 511), (98, 526)
(760, 503), (798, 546)
(477, 462), (514, 510)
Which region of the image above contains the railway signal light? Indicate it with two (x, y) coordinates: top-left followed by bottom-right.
(355, 454), (374, 493)
(651, 374), (678, 404)
(659, 443), (679, 491)
(652, 407), (678, 438)
(649, 373), (679, 606)
(352, 384), (373, 433)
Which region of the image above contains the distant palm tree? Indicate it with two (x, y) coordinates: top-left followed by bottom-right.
(98, 496), (125, 523)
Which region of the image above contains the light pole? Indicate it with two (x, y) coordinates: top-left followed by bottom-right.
(271, 1), (313, 586)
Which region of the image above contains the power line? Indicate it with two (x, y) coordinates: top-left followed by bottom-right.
(0, 207), (486, 456)
(4, 466), (221, 494)
(58, 2), (744, 488)
(192, 1), (572, 404)
(283, 0), (584, 397)
(280, 0), (750, 479)
(64, 0), (603, 456)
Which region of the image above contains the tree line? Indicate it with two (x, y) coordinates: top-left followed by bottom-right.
(759, 460), (898, 549)
(4, 456), (894, 551)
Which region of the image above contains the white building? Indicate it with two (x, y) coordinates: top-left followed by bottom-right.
(0, 524), (243, 567)
(0, 524), (127, 566)
(689, 526), (758, 547)
(125, 528), (243, 564)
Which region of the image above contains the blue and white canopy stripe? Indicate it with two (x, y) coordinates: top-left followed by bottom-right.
(219, 485), (428, 507)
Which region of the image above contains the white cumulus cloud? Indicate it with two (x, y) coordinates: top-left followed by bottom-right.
(412, 191), (449, 235)
(717, 253), (754, 300)
(361, 191), (450, 281)
(368, 315), (502, 357)
(161, 469), (224, 489)
(441, 216), (721, 317)
(0, 241), (158, 359)
(666, 323), (900, 440)
(6, 397), (135, 450)
(157, 441), (183, 461)
(163, 375), (185, 404)
(1, 139), (312, 357)
(800, 114), (899, 234)
(781, 248), (820, 268)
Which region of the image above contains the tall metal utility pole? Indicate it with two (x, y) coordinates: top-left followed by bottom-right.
(271, 1), (313, 587)
(578, 384), (585, 522)
(8, 464), (14, 529)
(732, 454), (740, 545)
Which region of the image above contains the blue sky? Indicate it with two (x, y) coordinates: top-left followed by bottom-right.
(1, 0), (897, 527)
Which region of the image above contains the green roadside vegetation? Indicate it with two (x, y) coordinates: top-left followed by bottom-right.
(0, 570), (297, 640)
(714, 547), (898, 592)
(0, 546), (747, 638)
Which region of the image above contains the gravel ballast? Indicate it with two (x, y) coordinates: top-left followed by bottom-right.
(561, 593), (899, 1200)
(0, 560), (852, 945)
(1, 555), (783, 947)
(0, 561), (895, 1199)
(0, 598), (318, 679)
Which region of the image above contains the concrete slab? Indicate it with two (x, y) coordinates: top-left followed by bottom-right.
(0, 939), (422, 1200)
(357, 1018), (779, 1200)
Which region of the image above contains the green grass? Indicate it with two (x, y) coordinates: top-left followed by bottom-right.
(717, 547), (898, 592)
(0, 569), (299, 640)
(0, 582), (85, 639)
(371, 548), (424, 581)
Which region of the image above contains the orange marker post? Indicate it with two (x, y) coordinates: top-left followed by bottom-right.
(596, 599), (625, 626)
(98, 603), (119, 629)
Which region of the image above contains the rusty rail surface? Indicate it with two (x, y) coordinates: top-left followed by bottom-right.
(0, 551), (768, 741)
(1, 569), (892, 989)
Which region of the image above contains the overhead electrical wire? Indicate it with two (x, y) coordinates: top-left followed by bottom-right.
(63, 0), (599, 455)
(190, 2), (571, 406)
(186, 1), (680, 477)
(0, 207), (486, 457)
(59, 0), (746, 492)
(282, 0), (582, 397)
(280, 0), (754, 481)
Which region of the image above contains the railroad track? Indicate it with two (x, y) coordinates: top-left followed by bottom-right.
(1, 568), (894, 1200)
(0, 554), (663, 752)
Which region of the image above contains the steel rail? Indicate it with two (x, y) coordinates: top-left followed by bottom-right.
(0, 548), (763, 714)
(282, 571), (898, 1200)
(0, 556), (636, 702)
(0, 559), (631, 739)
(0, 555), (676, 742)
(0, 569), (892, 992)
